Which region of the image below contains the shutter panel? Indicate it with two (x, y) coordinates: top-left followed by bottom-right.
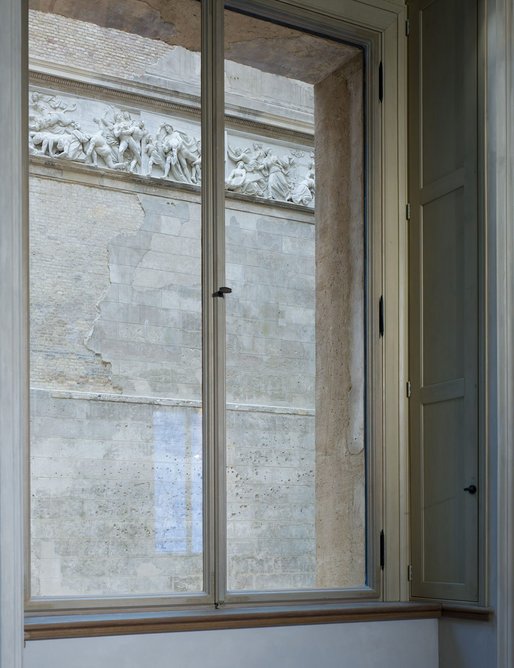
(408, 0), (479, 601)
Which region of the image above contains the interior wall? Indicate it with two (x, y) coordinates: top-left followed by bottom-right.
(438, 0), (513, 666)
(24, 620), (438, 668)
(439, 618), (497, 668)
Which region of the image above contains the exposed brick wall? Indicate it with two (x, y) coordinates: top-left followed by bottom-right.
(29, 10), (172, 81)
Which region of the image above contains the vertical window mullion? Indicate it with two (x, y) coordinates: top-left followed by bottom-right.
(201, 0), (227, 605)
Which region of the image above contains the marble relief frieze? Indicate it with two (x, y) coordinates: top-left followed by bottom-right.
(29, 90), (315, 207)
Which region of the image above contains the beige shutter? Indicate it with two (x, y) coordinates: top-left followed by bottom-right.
(408, 0), (479, 601)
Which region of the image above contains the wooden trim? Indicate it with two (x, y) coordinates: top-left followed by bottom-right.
(488, 0), (514, 665)
(24, 603), (441, 641)
(441, 604), (494, 622)
(0, 0), (28, 666)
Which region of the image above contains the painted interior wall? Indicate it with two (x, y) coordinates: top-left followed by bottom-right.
(439, 618), (497, 668)
(24, 619), (438, 668)
(438, 0), (512, 665)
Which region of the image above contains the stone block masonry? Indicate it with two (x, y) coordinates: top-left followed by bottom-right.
(31, 388), (314, 596)
(30, 173), (316, 596)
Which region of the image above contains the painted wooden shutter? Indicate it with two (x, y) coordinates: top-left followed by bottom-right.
(408, 0), (479, 601)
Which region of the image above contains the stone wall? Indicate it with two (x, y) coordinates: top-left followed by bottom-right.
(31, 387), (315, 595)
(30, 169), (316, 596)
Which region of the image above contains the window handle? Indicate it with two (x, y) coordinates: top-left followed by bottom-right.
(463, 484), (477, 495)
(213, 286), (232, 298)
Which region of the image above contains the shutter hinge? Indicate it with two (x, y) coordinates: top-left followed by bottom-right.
(379, 296), (384, 337)
(407, 564), (413, 582)
(406, 380), (412, 398)
(378, 62), (384, 102)
(406, 202), (411, 220)
(405, 18), (410, 36)
(380, 530), (385, 570)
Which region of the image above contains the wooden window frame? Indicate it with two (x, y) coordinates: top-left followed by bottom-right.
(0, 0), (412, 644)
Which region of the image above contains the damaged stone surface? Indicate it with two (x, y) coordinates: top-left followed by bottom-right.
(30, 178), (318, 596)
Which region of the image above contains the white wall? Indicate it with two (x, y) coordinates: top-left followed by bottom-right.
(24, 619), (438, 668)
(439, 618), (497, 668)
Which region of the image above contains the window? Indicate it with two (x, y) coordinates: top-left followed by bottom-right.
(25, 0), (398, 615)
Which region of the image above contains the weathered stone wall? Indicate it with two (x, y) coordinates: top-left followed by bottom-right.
(31, 390), (204, 596)
(31, 387), (314, 596)
(314, 55), (365, 588)
(30, 171), (316, 596)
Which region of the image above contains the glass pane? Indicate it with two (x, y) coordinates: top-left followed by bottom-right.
(223, 9), (366, 591)
(29, 0), (204, 598)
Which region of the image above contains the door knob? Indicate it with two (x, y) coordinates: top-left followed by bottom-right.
(463, 484), (477, 495)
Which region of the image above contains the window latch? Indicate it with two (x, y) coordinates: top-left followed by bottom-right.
(213, 286), (232, 298)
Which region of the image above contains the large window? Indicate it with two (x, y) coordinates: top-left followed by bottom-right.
(27, 0), (377, 611)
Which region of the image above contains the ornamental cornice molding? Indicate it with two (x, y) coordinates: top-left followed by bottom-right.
(29, 157), (316, 217)
(29, 68), (314, 145)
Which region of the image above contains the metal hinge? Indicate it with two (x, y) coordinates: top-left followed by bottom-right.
(380, 530), (385, 570)
(405, 19), (410, 36)
(407, 564), (413, 582)
(406, 380), (412, 398)
(406, 202), (411, 220)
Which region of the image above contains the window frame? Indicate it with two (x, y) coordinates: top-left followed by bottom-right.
(20, 0), (409, 619)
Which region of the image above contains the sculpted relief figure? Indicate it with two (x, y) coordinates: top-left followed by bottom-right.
(291, 154), (315, 206)
(263, 148), (295, 201)
(29, 93), (84, 159)
(162, 125), (201, 184)
(226, 143), (314, 204)
(147, 123), (201, 184)
(226, 143), (267, 197)
(145, 132), (168, 176)
(84, 118), (120, 169)
(225, 161), (249, 192)
(112, 111), (148, 173)
(85, 109), (148, 172)
(31, 123), (89, 161)
(29, 92), (77, 133)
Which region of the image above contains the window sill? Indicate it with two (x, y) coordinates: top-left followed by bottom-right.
(440, 604), (493, 621)
(25, 602), (441, 641)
